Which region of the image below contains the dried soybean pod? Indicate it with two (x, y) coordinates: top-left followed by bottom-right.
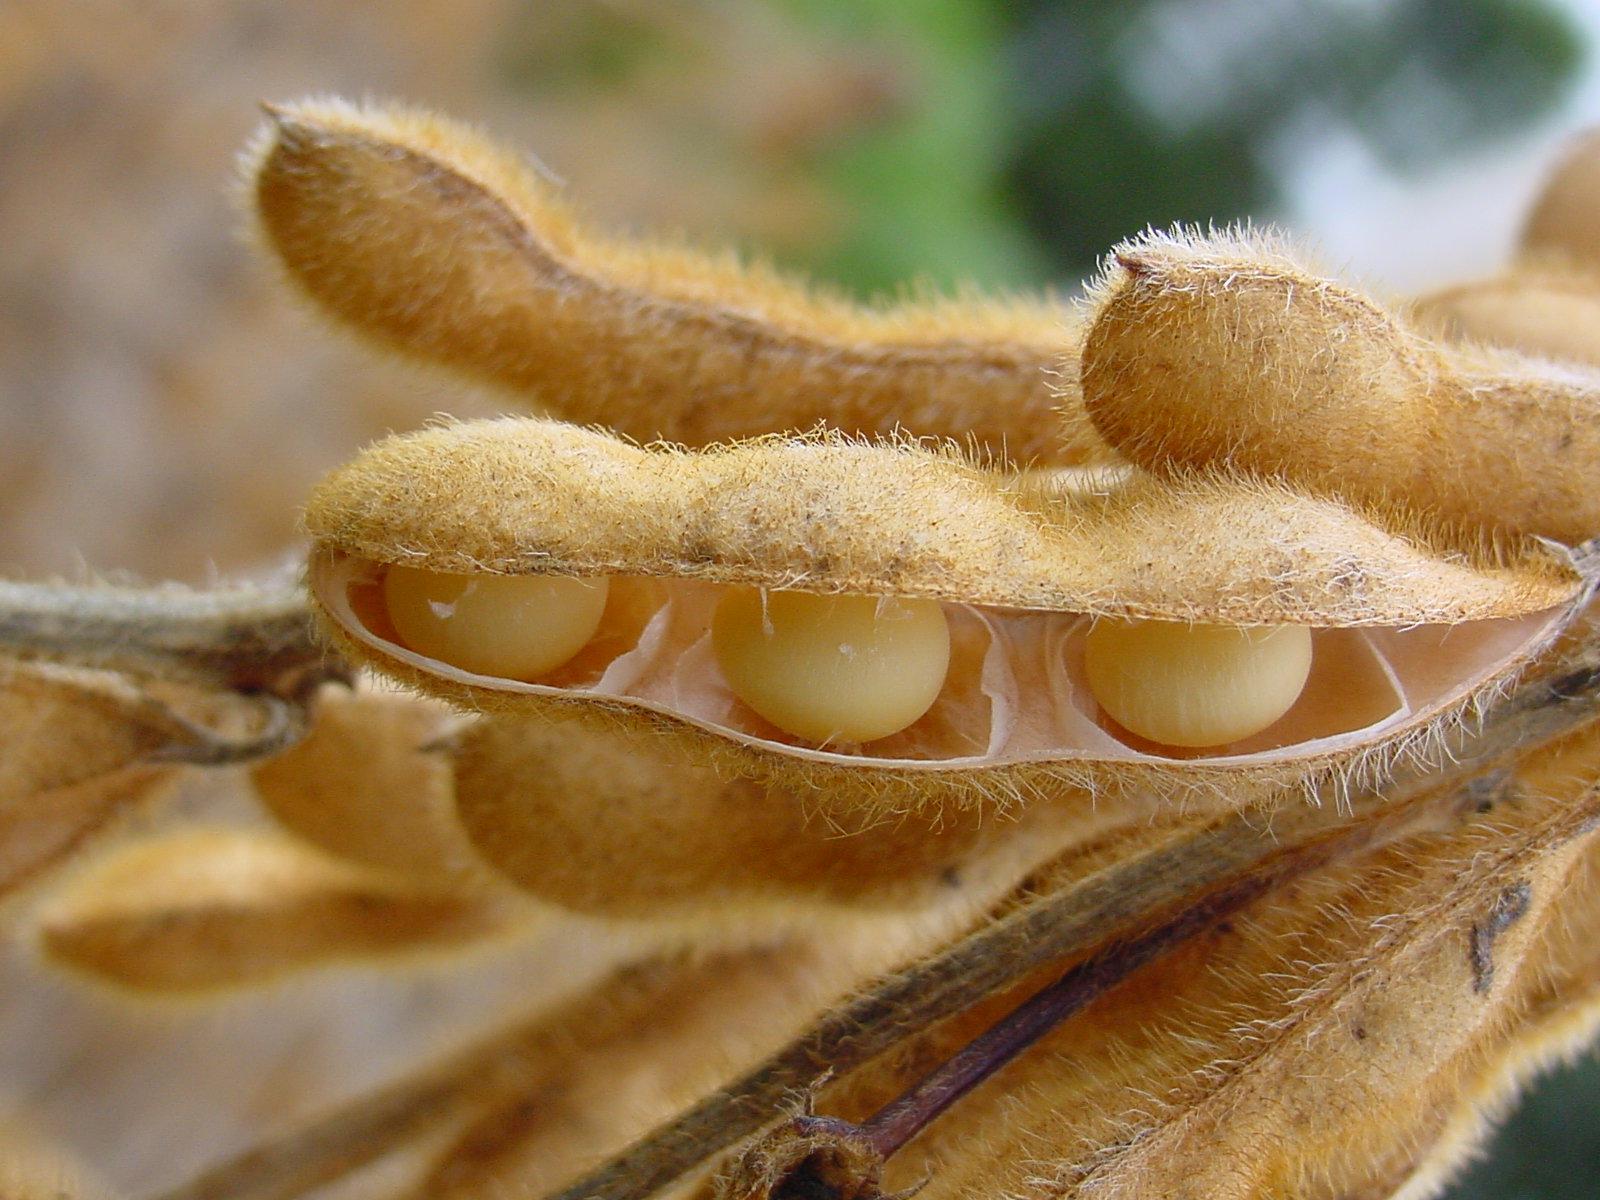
(1523, 127), (1600, 271)
(306, 419), (1572, 623)
(250, 688), (491, 888)
(37, 828), (519, 992)
(246, 98), (1103, 464)
(1411, 267), (1600, 367)
(1081, 230), (1600, 545)
(1411, 133), (1600, 364)
(452, 716), (1101, 921)
(304, 416), (1579, 815)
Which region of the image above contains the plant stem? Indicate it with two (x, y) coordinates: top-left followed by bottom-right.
(0, 579), (327, 691)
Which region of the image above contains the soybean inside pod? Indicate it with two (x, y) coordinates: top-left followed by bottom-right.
(305, 419), (1581, 805)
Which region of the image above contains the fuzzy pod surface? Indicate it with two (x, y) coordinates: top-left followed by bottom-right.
(1412, 267), (1600, 367)
(303, 417), (1582, 813)
(1081, 231), (1600, 547)
(248, 98), (1103, 466)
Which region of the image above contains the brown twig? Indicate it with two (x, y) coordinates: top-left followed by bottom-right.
(856, 865), (1295, 1161)
(0, 579), (344, 765)
(0, 579), (329, 692)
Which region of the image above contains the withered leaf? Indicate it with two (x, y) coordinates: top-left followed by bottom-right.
(0, 661), (182, 904)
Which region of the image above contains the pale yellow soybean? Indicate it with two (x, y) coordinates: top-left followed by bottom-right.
(712, 588), (950, 745)
(1084, 619), (1313, 749)
(383, 565), (608, 681)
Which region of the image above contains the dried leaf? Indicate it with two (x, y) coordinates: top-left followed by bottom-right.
(37, 828), (520, 992)
(0, 661), (181, 903)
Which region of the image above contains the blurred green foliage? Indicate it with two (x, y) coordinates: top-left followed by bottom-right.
(770, 0), (1048, 295)
(786, 0), (1584, 290)
(998, 0), (1584, 281)
(1448, 1049), (1600, 1198)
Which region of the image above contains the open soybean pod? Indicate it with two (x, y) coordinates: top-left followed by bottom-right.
(246, 99), (1108, 467)
(303, 417), (1583, 819)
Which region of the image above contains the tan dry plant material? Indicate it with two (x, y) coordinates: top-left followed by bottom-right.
(716, 737), (1600, 1200)
(1412, 263), (1600, 367)
(0, 579), (321, 692)
(450, 714), (1113, 920)
(250, 688), (492, 889)
(534, 592), (1600, 1200)
(1081, 229), (1600, 546)
(1414, 128), (1600, 364)
(37, 828), (520, 993)
(304, 415), (1579, 813)
(304, 419), (1573, 622)
(8, 91), (1600, 1200)
(0, 662), (184, 904)
(0, 1124), (115, 1200)
(400, 934), (934, 1200)
(1522, 127), (1600, 272)
(246, 98), (1105, 465)
(151, 912), (981, 1200)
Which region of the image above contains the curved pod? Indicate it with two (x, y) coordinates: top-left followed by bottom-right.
(304, 419), (1582, 814)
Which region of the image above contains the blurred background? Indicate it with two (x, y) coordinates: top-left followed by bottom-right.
(0, 2), (1596, 1194)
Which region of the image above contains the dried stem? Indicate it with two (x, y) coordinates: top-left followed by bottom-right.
(856, 860), (1305, 1160)
(0, 579), (328, 692)
(137, 690), (312, 767)
(0, 579), (343, 764)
